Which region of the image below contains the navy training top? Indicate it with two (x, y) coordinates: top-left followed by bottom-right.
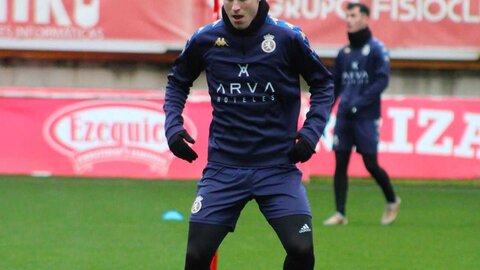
(164, 15), (333, 167)
(333, 37), (390, 119)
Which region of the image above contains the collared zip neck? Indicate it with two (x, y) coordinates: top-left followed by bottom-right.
(348, 27), (372, 48)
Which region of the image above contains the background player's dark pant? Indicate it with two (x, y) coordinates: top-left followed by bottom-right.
(334, 151), (396, 215)
(184, 215), (314, 270)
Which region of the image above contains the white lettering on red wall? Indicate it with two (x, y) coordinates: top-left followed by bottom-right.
(318, 106), (480, 160)
(372, 0), (480, 23)
(43, 100), (197, 174)
(0, 88), (478, 179)
(1, 0), (479, 55)
(268, 0), (480, 23)
(0, 0), (103, 39)
(381, 107), (479, 158)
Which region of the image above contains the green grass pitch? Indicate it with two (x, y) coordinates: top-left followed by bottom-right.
(0, 175), (479, 269)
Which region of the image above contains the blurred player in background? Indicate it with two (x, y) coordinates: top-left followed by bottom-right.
(323, 2), (401, 226)
(163, 0), (333, 269)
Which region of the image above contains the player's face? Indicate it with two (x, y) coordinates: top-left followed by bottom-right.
(345, 7), (369, 33)
(223, 0), (260, 30)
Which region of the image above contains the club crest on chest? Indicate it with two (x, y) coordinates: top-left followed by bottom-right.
(261, 33), (276, 53)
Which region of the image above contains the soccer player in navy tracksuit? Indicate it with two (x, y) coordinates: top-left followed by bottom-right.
(323, 2), (401, 226)
(163, 0), (333, 269)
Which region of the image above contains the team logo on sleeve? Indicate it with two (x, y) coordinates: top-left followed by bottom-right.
(261, 34), (276, 53)
(362, 44), (371, 56)
(191, 195), (204, 214)
(382, 47), (390, 62)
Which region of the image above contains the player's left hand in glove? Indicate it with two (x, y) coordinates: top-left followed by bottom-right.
(168, 130), (198, 163)
(289, 135), (316, 163)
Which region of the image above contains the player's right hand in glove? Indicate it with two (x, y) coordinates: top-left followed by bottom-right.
(168, 130), (198, 163)
(289, 135), (316, 163)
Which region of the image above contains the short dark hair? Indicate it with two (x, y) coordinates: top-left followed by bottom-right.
(347, 2), (370, 16)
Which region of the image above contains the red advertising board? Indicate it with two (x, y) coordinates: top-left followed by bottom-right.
(314, 96), (480, 179)
(0, 87), (210, 179)
(269, 0), (480, 47)
(0, 0), (479, 59)
(0, 0), (211, 52)
(0, 87), (479, 180)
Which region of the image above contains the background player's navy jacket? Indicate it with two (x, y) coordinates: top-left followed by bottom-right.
(164, 13), (333, 167)
(333, 38), (390, 119)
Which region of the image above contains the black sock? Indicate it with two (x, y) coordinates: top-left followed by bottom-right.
(362, 153), (396, 203)
(334, 151), (351, 215)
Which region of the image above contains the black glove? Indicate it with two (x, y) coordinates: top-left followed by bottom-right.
(346, 106), (358, 119)
(289, 135), (316, 163)
(168, 130), (198, 163)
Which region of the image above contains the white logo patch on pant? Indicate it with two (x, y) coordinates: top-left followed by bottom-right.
(191, 195), (204, 214)
(299, 224), (311, 233)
